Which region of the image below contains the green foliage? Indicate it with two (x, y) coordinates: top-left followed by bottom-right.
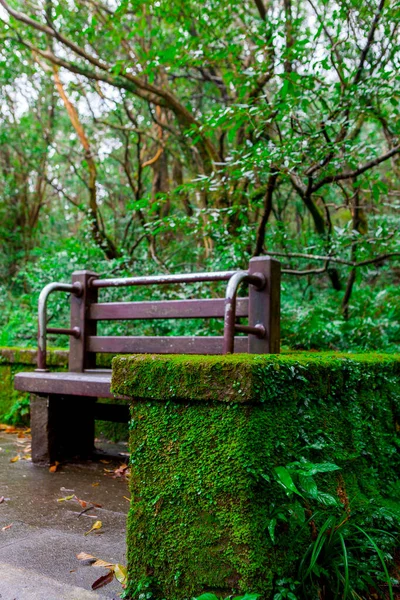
(0, 0), (398, 350)
(3, 395), (30, 426)
(269, 459), (399, 599)
(297, 511), (396, 600)
(195, 594), (260, 600)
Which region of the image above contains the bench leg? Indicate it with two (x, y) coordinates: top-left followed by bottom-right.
(31, 394), (96, 464)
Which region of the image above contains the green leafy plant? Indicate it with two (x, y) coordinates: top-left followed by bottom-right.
(273, 578), (299, 600)
(267, 461), (341, 545)
(195, 594), (261, 600)
(298, 510), (397, 600)
(3, 394), (30, 426)
(269, 461), (399, 600)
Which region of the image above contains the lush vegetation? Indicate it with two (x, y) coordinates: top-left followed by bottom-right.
(0, 0), (398, 351)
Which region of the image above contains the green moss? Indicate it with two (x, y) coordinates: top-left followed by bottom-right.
(112, 353), (400, 599)
(111, 352), (400, 403)
(0, 347), (68, 421)
(0, 346), (68, 366)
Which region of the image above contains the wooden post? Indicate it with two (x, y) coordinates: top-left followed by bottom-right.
(69, 270), (98, 372)
(248, 256), (280, 354)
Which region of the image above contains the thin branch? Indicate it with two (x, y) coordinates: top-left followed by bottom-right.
(269, 250), (400, 268)
(354, 0), (386, 85)
(282, 261), (330, 276)
(312, 144), (400, 192)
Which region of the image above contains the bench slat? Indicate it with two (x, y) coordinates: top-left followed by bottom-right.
(15, 371), (113, 398)
(88, 298), (249, 321)
(87, 336), (249, 354)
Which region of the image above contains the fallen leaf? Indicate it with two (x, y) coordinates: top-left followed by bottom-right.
(91, 483), (99, 487)
(57, 495), (75, 503)
(84, 520), (102, 536)
(10, 455), (20, 463)
(74, 496), (102, 509)
(49, 461), (60, 473)
(76, 552), (97, 562)
(5, 426), (18, 434)
(114, 563), (127, 585)
(91, 570), (114, 590)
(116, 464), (128, 473)
(0, 497), (4, 504)
(100, 459), (111, 464)
(2, 523), (13, 531)
(23, 455), (32, 461)
(92, 559), (115, 569)
(123, 496), (130, 502)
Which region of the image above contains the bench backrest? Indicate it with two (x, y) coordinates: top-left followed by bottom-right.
(38, 256), (280, 372)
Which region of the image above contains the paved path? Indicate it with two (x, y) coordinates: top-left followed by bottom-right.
(0, 431), (129, 599)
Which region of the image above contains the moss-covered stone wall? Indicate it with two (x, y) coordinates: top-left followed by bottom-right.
(0, 347), (68, 421)
(111, 352), (400, 599)
(0, 348), (127, 441)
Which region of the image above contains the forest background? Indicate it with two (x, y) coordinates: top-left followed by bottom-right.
(0, 0), (398, 352)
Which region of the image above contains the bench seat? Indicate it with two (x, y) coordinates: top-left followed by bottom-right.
(15, 370), (113, 398)
(14, 369), (130, 463)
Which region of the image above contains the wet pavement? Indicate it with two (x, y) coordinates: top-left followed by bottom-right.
(0, 430), (129, 599)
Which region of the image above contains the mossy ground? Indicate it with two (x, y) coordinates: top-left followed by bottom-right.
(111, 353), (400, 599)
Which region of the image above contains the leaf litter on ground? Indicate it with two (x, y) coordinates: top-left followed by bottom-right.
(76, 551), (127, 590)
(49, 461), (60, 473)
(9, 432), (32, 463)
(56, 494), (102, 518)
(84, 519), (102, 535)
(103, 462), (130, 480)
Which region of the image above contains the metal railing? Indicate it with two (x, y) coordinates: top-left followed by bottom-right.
(36, 256), (280, 371)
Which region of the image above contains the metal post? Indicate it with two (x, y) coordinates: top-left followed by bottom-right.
(248, 256), (280, 354)
(69, 271), (98, 372)
(36, 282), (82, 371)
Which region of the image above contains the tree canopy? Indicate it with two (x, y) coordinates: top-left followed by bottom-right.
(0, 0), (398, 350)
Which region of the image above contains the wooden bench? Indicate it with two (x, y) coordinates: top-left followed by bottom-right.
(14, 256), (280, 464)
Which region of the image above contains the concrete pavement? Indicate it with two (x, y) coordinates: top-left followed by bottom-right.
(0, 430), (129, 599)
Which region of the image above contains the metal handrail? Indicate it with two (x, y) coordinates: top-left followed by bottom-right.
(88, 270), (238, 288)
(223, 271), (265, 353)
(36, 269), (267, 370)
(36, 282), (82, 371)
